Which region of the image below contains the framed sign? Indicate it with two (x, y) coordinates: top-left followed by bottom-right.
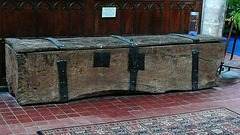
(102, 7), (117, 18)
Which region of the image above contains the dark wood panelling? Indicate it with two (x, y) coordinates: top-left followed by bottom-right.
(94, 2), (108, 36)
(0, 0), (203, 85)
(169, 2), (195, 34)
(92, 1), (164, 36)
(69, 2), (85, 36)
(2, 1), (19, 37)
(121, 3), (135, 35)
(0, 4), (2, 38)
(149, 3), (162, 34)
(37, 2), (54, 37)
(0, 40), (6, 86)
(53, 2), (69, 37)
(169, 2), (181, 33)
(0, 0), (202, 38)
(136, 3), (149, 35)
(196, 0), (203, 33)
(19, 1), (36, 37)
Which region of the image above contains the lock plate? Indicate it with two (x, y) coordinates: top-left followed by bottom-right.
(93, 52), (111, 67)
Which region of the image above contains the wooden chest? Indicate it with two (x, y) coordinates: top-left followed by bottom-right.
(5, 34), (225, 105)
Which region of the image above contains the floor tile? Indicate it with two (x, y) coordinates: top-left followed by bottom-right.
(0, 54), (240, 134)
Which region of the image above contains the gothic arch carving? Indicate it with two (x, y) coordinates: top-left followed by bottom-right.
(37, 1), (52, 10)
(70, 1), (84, 10)
(136, 2), (148, 10)
(123, 2), (135, 10)
(20, 1), (35, 10)
(109, 2), (122, 10)
(95, 2), (121, 10)
(171, 2), (195, 10)
(94, 1), (103, 10)
(149, 3), (162, 10)
(183, 2), (195, 10)
(2, 1), (18, 10)
(53, 1), (68, 10)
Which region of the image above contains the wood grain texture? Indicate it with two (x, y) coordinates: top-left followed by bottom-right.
(5, 35), (224, 105)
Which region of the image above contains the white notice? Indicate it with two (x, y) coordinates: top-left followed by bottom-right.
(102, 7), (117, 18)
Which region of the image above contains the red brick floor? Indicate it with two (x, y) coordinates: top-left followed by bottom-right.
(1, 56), (240, 135)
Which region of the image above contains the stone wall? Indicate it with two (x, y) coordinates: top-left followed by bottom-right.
(201, 0), (227, 37)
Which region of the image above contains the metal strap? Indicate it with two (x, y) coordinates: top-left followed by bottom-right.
(110, 35), (144, 91)
(170, 34), (200, 43)
(192, 49), (199, 91)
(57, 60), (68, 102)
(129, 46), (139, 91)
(45, 37), (65, 48)
(110, 35), (138, 46)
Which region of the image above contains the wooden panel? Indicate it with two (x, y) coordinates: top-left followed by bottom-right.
(0, 0), (203, 38)
(69, 1), (85, 36)
(37, 1), (53, 37)
(84, 0), (94, 36)
(161, 1), (170, 34)
(179, 2), (195, 33)
(0, 41), (6, 86)
(2, 1), (19, 37)
(122, 2), (135, 35)
(169, 2), (182, 33)
(18, 1), (36, 37)
(149, 3), (163, 34)
(169, 1), (197, 34)
(94, 2), (108, 36)
(196, 0), (203, 32)
(0, 4), (2, 38)
(53, 1), (69, 37)
(136, 3), (149, 35)
(107, 4), (121, 35)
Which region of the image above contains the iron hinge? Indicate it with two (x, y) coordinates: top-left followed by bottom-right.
(110, 35), (145, 91)
(192, 49), (199, 91)
(57, 60), (68, 102)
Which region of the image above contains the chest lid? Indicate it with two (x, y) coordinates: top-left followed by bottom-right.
(5, 34), (225, 53)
